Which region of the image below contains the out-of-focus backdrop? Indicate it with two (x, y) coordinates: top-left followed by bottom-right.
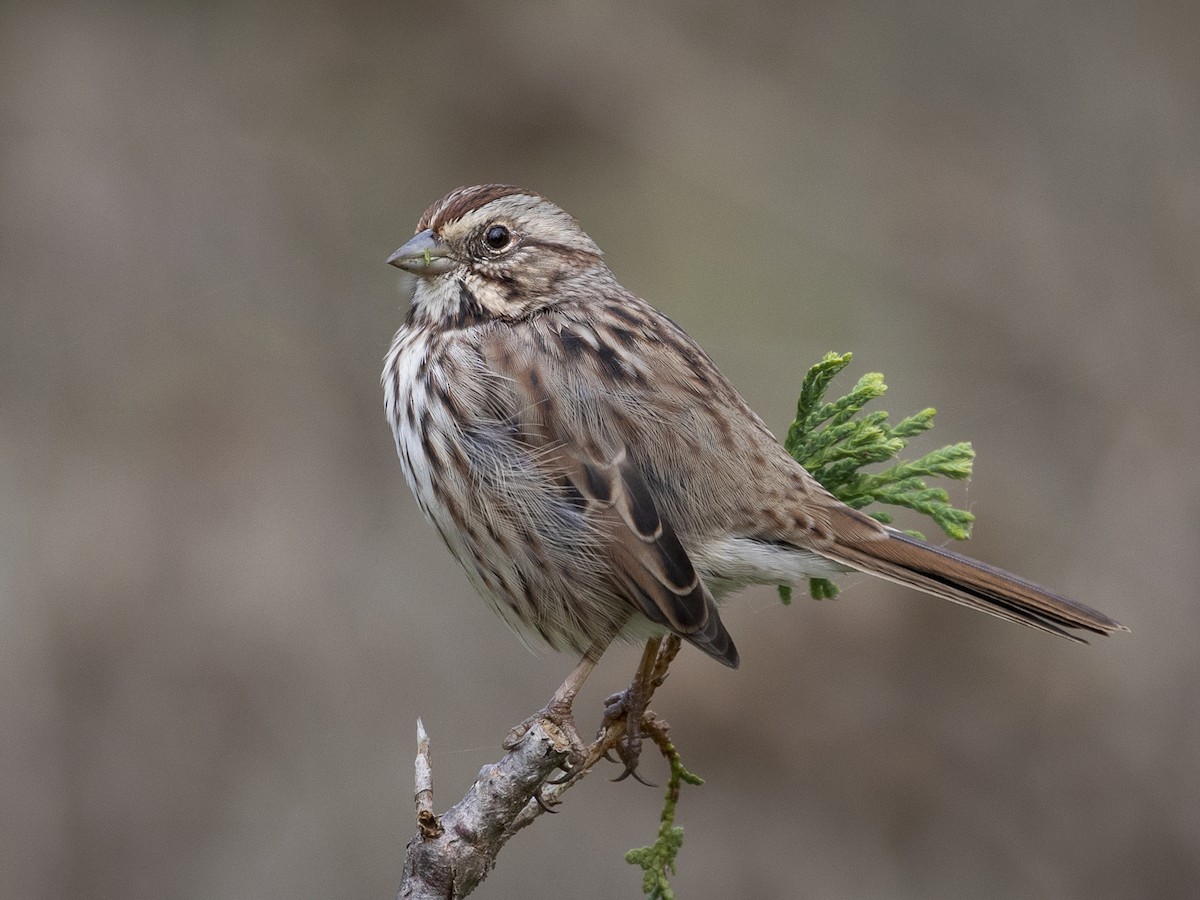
(3, 2), (1197, 898)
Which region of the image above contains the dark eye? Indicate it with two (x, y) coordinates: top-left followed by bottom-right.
(484, 224), (511, 250)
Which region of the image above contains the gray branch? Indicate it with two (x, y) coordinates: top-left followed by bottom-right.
(397, 718), (577, 900)
(398, 640), (677, 898)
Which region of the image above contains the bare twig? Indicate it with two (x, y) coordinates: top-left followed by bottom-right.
(414, 719), (441, 839)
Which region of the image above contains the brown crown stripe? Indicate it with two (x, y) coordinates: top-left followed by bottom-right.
(419, 184), (535, 232)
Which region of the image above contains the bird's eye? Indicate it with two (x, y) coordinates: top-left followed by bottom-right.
(484, 224), (511, 250)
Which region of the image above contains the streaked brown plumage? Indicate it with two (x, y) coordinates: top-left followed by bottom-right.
(383, 184), (1123, 675)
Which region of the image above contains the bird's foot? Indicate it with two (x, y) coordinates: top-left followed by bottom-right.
(597, 679), (656, 786)
(504, 646), (604, 786)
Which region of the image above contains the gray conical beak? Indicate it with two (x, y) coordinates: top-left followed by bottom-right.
(387, 229), (455, 276)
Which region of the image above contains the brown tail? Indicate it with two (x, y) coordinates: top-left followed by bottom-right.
(823, 528), (1125, 641)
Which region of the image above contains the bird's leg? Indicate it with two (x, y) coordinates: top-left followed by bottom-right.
(599, 635), (671, 784)
(544, 635), (683, 790)
(502, 640), (606, 761)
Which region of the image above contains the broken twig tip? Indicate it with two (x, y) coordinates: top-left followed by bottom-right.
(414, 717), (440, 836)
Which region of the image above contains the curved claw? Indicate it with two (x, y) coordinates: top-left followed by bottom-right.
(547, 757), (585, 785)
(612, 765), (657, 787)
(533, 789), (559, 814)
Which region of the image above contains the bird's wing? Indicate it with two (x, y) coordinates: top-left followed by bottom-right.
(480, 331), (739, 667)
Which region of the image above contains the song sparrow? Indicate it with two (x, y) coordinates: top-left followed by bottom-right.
(383, 184), (1123, 689)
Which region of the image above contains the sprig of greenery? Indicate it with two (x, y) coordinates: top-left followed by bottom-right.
(779, 352), (975, 603)
(625, 725), (704, 900)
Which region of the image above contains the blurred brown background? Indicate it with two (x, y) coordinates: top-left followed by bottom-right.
(3, 2), (1197, 898)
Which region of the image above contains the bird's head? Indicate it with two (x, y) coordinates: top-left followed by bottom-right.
(388, 184), (606, 326)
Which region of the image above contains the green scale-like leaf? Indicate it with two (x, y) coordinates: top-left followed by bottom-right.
(780, 353), (975, 601)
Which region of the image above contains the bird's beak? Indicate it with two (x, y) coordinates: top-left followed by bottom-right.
(387, 229), (455, 276)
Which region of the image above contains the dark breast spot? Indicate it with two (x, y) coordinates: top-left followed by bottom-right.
(449, 281), (487, 328)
